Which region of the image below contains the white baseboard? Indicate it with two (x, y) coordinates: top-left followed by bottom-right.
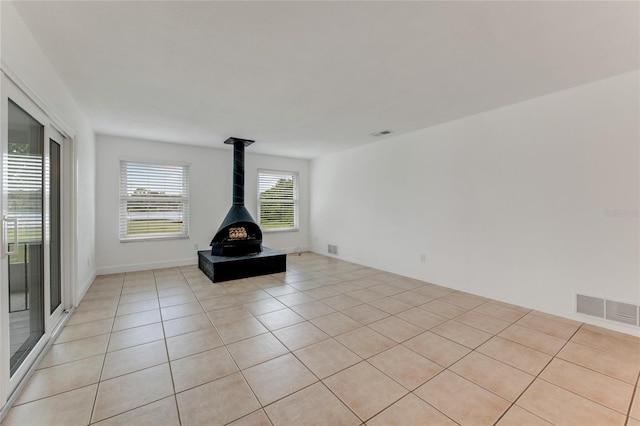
(95, 257), (198, 276)
(276, 246), (311, 255)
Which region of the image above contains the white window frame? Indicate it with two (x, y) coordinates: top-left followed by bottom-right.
(257, 169), (299, 233)
(119, 159), (190, 242)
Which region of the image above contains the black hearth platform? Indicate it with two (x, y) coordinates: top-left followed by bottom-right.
(198, 247), (286, 283)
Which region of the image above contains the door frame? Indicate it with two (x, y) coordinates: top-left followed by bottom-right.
(0, 70), (76, 407)
(47, 129), (68, 331)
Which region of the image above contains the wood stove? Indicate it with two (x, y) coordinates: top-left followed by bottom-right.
(210, 137), (263, 256)
(199, 137), (286, 283)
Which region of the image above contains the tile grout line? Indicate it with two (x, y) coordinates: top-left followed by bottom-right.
(624, 370), (640, 426)
(156, 268), (182, 426)
(87, 274), (125, 425)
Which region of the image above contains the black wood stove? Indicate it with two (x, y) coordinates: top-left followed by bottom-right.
(198, 137), (286, 283)
(210, 138), (263, 256)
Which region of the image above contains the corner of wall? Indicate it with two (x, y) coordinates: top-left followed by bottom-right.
(75, 269), (97, 307)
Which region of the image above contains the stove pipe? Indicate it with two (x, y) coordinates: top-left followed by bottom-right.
(230, 138), (251, 205)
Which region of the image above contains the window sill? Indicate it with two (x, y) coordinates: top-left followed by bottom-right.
(262, 228), (299, 234)
(120, 235), (189, 243)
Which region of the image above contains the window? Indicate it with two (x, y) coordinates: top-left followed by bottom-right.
(119, 160), (189, 241)
(258, 169), (298, 231)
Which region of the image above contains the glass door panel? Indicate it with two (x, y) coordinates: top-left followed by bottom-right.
(7, 99), (44, 377)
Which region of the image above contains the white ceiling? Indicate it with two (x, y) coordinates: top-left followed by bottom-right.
(12, 1), (639, 159)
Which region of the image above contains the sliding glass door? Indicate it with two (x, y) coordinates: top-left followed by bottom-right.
(6, 100), (45, 377)
(1, 76), (67, 400)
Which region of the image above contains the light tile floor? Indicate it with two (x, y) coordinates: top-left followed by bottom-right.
(2, 252), (640, 425)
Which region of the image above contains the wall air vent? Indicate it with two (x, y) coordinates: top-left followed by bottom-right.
(576, 294), (605, 318)
(576, 294), (639, 327)
(605, 300), (638, 326)
(328, 244), (338, 255)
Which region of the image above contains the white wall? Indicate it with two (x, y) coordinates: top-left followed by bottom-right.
(95, 135), (310, 274)
(1, 1), (97, 304)
(311, 71), (639, 334)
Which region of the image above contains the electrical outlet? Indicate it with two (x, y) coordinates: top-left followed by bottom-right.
(420, 253), (426, 262)
(194, 243), (199, 250)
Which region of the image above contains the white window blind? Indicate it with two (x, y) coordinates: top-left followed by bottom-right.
(119, 160), (190, 241)
(258, 170), (298, 231)
(7, 153), (43, 244)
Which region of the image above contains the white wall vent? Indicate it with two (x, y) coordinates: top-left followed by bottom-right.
(327, 244), (338, 255)
(576, 294), (605, 318)
(605, 300), (638, 326)
(576, 294), (639, 327)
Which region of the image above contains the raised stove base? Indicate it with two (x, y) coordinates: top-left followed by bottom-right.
(198, 247), (286, 283)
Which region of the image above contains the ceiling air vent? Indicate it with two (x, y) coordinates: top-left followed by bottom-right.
(370, 130), (393, 137)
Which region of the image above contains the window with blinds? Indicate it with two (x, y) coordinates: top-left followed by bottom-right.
(258, 170), (298, 231)
(119, 160), (190, 241)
